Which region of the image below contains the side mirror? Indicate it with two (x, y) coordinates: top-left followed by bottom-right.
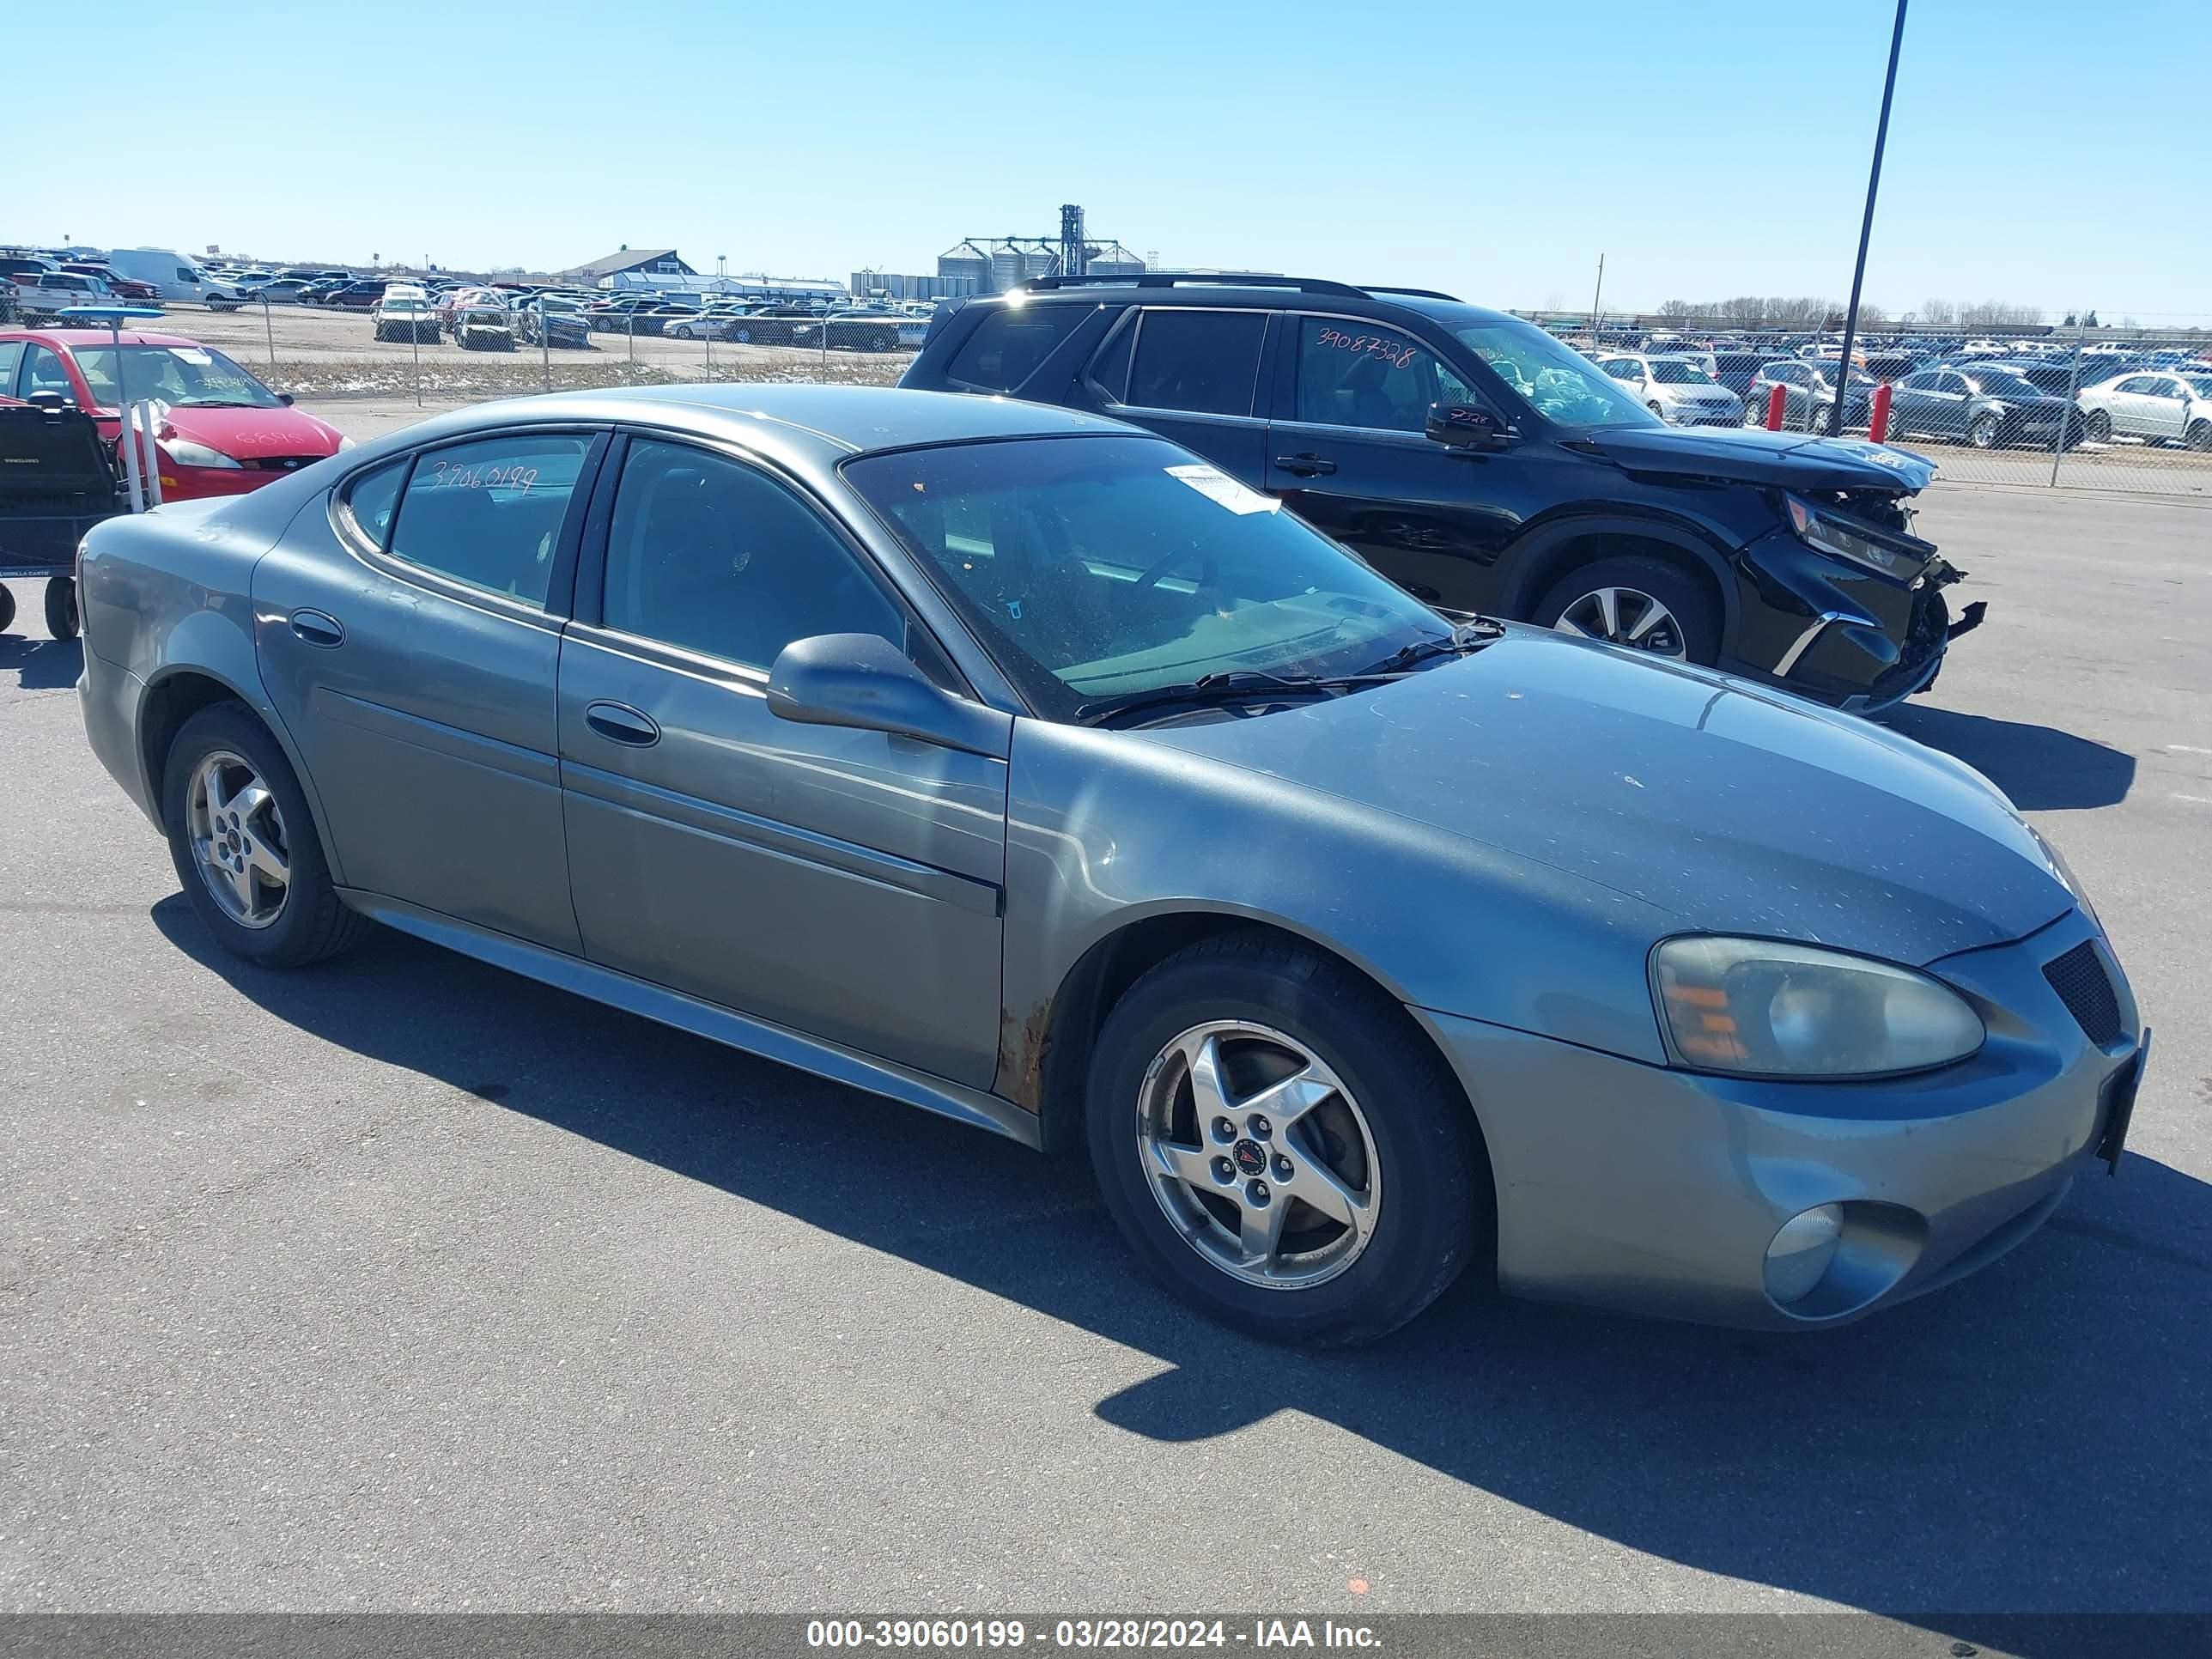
(1426, 403), (1513, 453)
(276, 392), (295, 405)
(767, 633), (1011, 759)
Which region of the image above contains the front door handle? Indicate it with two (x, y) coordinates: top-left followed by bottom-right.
(289, 608), (344, 647)
(584, 701), (660, 747)
(1273, 453), (1338, 477)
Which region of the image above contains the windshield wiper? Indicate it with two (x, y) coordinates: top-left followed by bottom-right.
(1358, 615), (1506, 675)
(171, 398), (261, 408)
(1073, 668), (1397, 729)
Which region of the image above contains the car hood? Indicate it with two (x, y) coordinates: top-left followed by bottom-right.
(1575, 422), (1934, 491)
(1136, 632), (2074, 965)
(152, 404), (343, 459)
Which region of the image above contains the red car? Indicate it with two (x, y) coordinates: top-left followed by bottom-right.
(0, 326), (349, 500)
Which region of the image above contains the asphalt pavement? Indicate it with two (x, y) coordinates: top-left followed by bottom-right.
(1, 440), (2206, 1625)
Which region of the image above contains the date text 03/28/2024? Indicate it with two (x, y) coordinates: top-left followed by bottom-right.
(804, 1619), (1383, 1650)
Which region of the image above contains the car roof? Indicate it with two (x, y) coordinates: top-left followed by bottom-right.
(0, 328), (204, 349)
(983, 278), (1519, 329)
(388, 384), (1132, 465)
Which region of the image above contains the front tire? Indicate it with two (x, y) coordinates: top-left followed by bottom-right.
(1968, 410), (2001, 449)
(42, 576), (77, 641)
(1085, 933), (1486, 1347)
(2187, 420), (2212, 452)
(1530, 554), (1719, 665)
(161, 702), (368, 969)
(2084, 409), (2112, 443)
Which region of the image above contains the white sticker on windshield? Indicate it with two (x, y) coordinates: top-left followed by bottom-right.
(1165, 462), (1279, 516)
(173, 348), (213, 366)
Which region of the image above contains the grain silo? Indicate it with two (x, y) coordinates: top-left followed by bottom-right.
(936, 240), (993, 292)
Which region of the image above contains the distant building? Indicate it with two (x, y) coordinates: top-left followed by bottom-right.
(560, 246), (696, 285)
(852, 270), (979, 301)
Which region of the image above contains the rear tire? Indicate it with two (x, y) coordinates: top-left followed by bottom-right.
(161, 702), (368, 969)
(2187, 420), (2212, 453)
(1085, 932), (1486, 1347)
(0, 584), (16, 634)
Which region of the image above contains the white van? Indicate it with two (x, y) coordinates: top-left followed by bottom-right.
(104, 249), (244, 308)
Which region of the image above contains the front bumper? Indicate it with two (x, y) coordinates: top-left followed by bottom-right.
(1727, 524), (1967, 711)
(1418, 908), (2141, 1330)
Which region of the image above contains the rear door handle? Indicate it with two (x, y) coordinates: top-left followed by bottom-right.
(289, 608), (344, 647)
(1273, 453), (1338, 477)
(584, 701), (660, 747)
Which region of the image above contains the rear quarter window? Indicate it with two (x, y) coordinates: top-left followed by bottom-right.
(944, 305), (1084, 392)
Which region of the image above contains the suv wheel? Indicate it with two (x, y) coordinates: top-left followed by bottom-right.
(1085, 933), (1485, 1347)
(1531, 555), (1718, 665)
(161, 702), (368, 969)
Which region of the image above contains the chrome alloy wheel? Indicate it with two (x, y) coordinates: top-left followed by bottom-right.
(186, 750), (291, 929)
(1135, 1020), (1381, 1291)
(1551, 586), (1687, 658)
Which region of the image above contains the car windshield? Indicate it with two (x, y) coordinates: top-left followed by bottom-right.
(1446, 319), (1658, 428)
(842, 434), (1453, 720)
(2185, 374), (2212, 398)
(69, 343), (284, 409)
(1650, 360), (1716, 384)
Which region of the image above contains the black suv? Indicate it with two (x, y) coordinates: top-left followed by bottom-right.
(902, 276), (1980, 712)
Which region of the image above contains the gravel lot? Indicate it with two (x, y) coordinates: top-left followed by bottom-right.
(1, 404), (2206, 1629)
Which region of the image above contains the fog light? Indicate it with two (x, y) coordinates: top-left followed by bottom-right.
(1764, 1204), (1844, 1304)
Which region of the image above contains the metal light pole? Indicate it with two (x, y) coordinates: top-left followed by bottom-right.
(1831, 0), (1909, 438)
(1589, 252), (1605, 353)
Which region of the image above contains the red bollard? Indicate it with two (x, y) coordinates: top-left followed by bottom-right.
(1869, 380), (1893, 444)
(1765, 383), (1788, 431)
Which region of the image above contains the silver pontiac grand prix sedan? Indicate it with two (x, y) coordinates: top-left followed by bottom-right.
(76, 386), (2148, 1346)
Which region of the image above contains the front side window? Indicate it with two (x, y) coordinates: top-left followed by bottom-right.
(944, 303), (1084, 392)
(1293, 318), (1472, 432)
(1127, 310), (1267, 416)
(602, 440), (906, 671)
(1601, 358), (1641, 380)
(20, 346), (75, 403)
(386, 434), (593, 606)
(843, 434), (1449, 720)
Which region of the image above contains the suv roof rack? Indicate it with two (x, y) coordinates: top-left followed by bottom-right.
(1015, 273), (1370, 298)
(1363, 284), (1462, 302)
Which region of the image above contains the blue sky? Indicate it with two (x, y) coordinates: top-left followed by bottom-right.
(17, 0), (2209, 319)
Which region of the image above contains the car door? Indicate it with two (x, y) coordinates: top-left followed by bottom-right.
(2138, 376), (2189, 441)
(253, 427), (607, 951)
(1921, 371), (1972, 439)
(1096, 306), (1270, 480)
(1257, 313), (1531, 611)
(555, 434), (1008, 1088)
(1889, 370), (1939, 436)
(2104, 375), (2157, 437)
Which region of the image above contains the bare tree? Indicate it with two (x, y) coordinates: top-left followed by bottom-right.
(1920, 298), (1956, 325)
(1656, 299), (1698, 319)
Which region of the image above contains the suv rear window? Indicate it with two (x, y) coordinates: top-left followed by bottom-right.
(1127, 310), (1267, 417)
(945, 304), (1084, 392)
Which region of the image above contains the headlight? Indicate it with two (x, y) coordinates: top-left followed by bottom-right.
(337, 435), (357, 451)
(161, 438), (241, 469)
(1783, 494), (1929, 582)
(2027, 825), (2098, 930)
(1652, 936), (1984, 1079)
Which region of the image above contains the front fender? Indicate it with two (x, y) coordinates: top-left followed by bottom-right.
(999, 720), (1674, 1106)
(1498, 508), (1749, 651)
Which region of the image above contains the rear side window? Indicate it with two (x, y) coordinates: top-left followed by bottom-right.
(386, 434), (594, 606)
(944, 305), (1083, 392)
(341, 458), (407, 549)
(1127, 310), (1267, 416)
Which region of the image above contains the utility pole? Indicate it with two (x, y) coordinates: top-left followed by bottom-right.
(1589, 253), (1605, 352)
(1832, 0), (1910, 437)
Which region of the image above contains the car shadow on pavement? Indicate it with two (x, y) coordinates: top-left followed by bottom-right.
(152, 897), (2211, 1628)
(1885, 705), (2136, 811)
(0, 633), (84, 692)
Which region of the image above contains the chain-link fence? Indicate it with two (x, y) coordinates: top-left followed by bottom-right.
(164, 285), (918, 413)
(1559, 311), (2212, 498)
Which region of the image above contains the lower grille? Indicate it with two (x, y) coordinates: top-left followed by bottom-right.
(1865, 584), (1950, 704)
(2044, 939), (2124, 1047)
